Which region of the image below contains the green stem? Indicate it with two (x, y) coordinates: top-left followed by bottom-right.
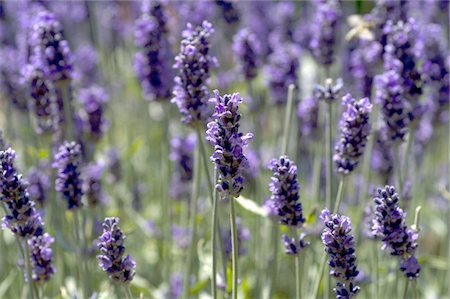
(230, 196), (238, 299)
(73, 211), (83, 295)
(326, 101), (333, 210)
(124, 285), (134, 299)
(295, 255), (301, 299)
(372, 244), (379, 299)
(333, 176), (346, 214)
(282, 85), (296, 155)
(394, 144), (403, 194)
(24, 240), (35, 299)
(211, 170), (218, 299)
(403, 280), (409, 299)
(182, 143), (201, 299)
(57, 80), (75, 141)
(161, 104), (171, 283)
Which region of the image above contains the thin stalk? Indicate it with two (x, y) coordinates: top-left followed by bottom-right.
(333, 176), (346, 214)
(394, 144), (403, 193)
(56, 80), (75, 140)
(326, 101), (333, 210)
(24, 240), (36, 299)
(182, 143), (201, 299)
(124, 285), (134, 299)
(73, 211), (83, 295)
(211, 169), (218, 299)
(282, 85), (296, 155)
(161, 104), (171, 283)
(230, 196), (238, 299)
(372, 244), (379, 299)
(402, 280), (409, 299)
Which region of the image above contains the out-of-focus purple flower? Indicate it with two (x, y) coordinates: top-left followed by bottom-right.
(82, 162), (106, 207)
(267, 156), (305, 227)
(172, 21), (218, 125)
(134, 1), (172, 101)
(372, 185), (420, 279)
(27, 165), (50, 208)
(73, 44), (98, 88)
(176, 2), (216, 27)
(30, 8), (73, 82)
(265, 42), (300, 105)
(171, 225), (191, 250)
(349, 40), (382, 97)
(0, 148), (43, 238)
(0, 46), (28, 111)
(314, 78), (343, 103)
(48, 1), (87, 23)
(242, 149), (259, 183)
(222, 218), (250, 259)
(168, 272), (183, 299)
(309, 0), (341, 66)
(270, 2), (296, 43)
(169, 134), (196, 199)
(52, 141), (83, 210)
(78, 85), (109, 141)
(297, 96), (319, 139)
(28, 232), (55, 282)
(242, 1), (274, 59)
(97, 217), (136, 284)
(216, 0), (240, 25)
(232, 28), (261, 81)
(371, 128), (393, 183)
(206, 91), (253, 199)
(334, 94), (372, 175)
(282, 233), (309, 256)
(105, 148), (122, 184)
(321, 209), (360, 298)
(375, 70), (411, 143)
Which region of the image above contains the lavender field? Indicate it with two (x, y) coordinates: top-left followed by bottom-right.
(0, 1), (449, 298)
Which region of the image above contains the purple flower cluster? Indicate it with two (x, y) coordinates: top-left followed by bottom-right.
(73, 44), (98, 88)
(282, 233), (309, 256)
(371, 129), (393, 183)
(222, 218), (250, 259)
(78, 85), (109, 141)
(265, 42), (300, 105)
(232, 28), (261, 81)
(28, 233), (56, 282)
(134, 1), (172, 101)
(82, 162), (106, 207)
(309, 0), (341, 66)
(171, 225), (191, 250)
(0, 148), (43, 238)
(267, 156), (304, 227)
(216, 0), (240, 25)
(371, 186), (420, 279)
(27, 165), (50, 208)
(105, 148), (122, 184)
(297, 96), (319, 139)
(333, 94), (372, 175)
(97, 217), (136, 284)
(52, 141), (83, 210)
(321, 209), (360, 299)
(375, 70), (411, 143)
(30, 7), (72, 82)
(314, 78), (343, 103)
(206, 91), (253, 199)
(172, 21), (218, 125)
(0, 46), (28, 111)
(169, 134), (196, 199)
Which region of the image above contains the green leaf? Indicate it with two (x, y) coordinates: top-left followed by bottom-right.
(235, 196), (268, 217)
(0, 271), (16, 298)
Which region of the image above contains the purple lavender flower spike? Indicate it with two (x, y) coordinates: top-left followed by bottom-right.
(282, 233), (309, 256)
(297, 96), (319, 139)
(83, 162), (106, 207)
(309, 0), (342, 66)
(232, 28), (261, 81)
(78, 85), (109, 141)
(375, 70), (411, 143)
(28, 233), (56, 282)
(371, 128), (393, 183)
(372, 185), (421, 279)
(222, 218), (250, 259)
(206, 91), (253, 199)
(134, 0), (172, 101)
(216, 0), (240, 25)
(0, 46), (28, 111)
(168, 272), (183, 299)
(267, 156), (305, 227)
(321, 209), (360, 298)
(169, 134), (196, 199)
(333, 94), (372, 175)
(52, 141), (83, 210)
(30, 8), (73, 82)
(27, 166), (50, 208)
(0, 148), (43, 238)
(314, 78), (343, 103)
(172, 21), (218, 125)
(265, 42), (300, 105)
(97, 217), (136, 284)
(171, 225), (191, 250)
(73, 44), (98, 88)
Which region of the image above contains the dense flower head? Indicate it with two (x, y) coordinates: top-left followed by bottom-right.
(172, 21), (218, 125)
(383, 18), (423, 121)
(134, 0), (172, 101)
(168, 272), (183, 299)
(267, 156), (304, 227)
(309, 0), (342, 66)
(169, 134), (196, 199)
(30, 7), (72, 82)
(375, 70), (411, 143)
(222, 218), (250, 259)
(216, 0), (240, 25)
(22, 63), (58, 134)
(0, 148), (43, 238)
(52, 141), (83, 210)
(0, 46), (28, 111)
(206, 91), (253, 198)
(334, 94), (372, 175)
(78, 85), (109, 140)
(82, 162), (106, 207)
(320, 209), (360, 298)
(371, 185), (420, 279)
(28, 233), (56, 282)
(73, 44), (98, 87)
(314, 78), (343, 103)
(97, 217), (136, 284)
(27, 165), (50, 208)
(282, 233), (309, 256)
(232, 28), (262, 81)
(297, 96), (319, 138)
(265, 42), (300, 105)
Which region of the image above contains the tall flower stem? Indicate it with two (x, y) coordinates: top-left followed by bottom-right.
(333, 176), (346, 214)
(24, 240), (36, 299)
(230, 196), (238, 299)
(182, 142), (201, 299)
(290, 227), (302, 299)
(73, 210), (84, 295)
(161, 104), (171, 283)
(124, 285), (133, 299)
(326, 101), (333, 210)
(394, 144), (403, 194)
(372, 244), (379, 298)
(56, 80), (75, 140)
(402, 280), (409, 299)
(211, 169), (218, 299)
